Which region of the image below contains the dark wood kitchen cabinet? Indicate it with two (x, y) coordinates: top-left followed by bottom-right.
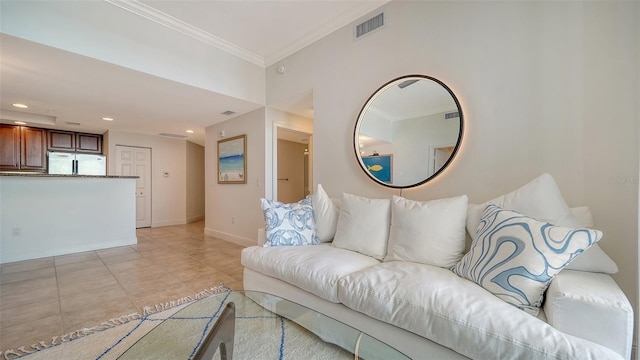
(76, 133), (102, 153)
(48, 129), (76, 151)
(48, 130), (102, 153)
(0, 125), (20, 170)
(0, 124), (47, 172)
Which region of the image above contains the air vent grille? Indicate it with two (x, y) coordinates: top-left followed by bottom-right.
(158, 133), (187, 139)
(221, 110), (236, 116)
(445, 111), (460, 120)
(355, 12), (384, 40)
(65, 121), (81, 126)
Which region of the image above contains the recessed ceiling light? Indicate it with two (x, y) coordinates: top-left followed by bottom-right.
(186, 130), (194, 134)
(102, 117), (114, 121)
(12, 103), (28, 109)
(14, 121), (27, 125)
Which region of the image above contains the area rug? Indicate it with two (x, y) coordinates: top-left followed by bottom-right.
(1, 286), (352, 360)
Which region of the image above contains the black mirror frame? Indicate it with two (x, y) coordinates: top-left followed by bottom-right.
(353, 75), (464, 189)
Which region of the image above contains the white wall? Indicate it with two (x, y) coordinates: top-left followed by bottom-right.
(0, 176), (137, 263)
(265, 0), (639, 339)
(271, 109), (313, 134)
(106, 130), (188, 227)
(360, 110), (393, 143)
(186, 141), (205, 223)
(205, 108), (267, 246)
(0, 1), (265, 104)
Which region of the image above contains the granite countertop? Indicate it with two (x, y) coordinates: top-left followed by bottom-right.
(0, 172), (138, 179)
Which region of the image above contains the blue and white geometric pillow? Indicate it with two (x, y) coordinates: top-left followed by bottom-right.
(260, 197), (319, 247)
(452, 204), (602, 315)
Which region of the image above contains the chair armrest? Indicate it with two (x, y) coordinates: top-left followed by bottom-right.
(544, 270), (633, 359)
(257, 228), (266, 246)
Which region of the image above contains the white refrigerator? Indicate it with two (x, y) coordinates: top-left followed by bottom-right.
(48, 152), (106, 175)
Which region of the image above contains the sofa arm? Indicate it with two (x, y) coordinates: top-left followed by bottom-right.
(257, 228), (266, 246)
(544, 270), (633, 359)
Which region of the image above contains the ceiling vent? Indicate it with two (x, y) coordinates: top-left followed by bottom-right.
(398, 79), (419, 89)
(65, 121), (81, 126)
(445, 111), (460, 120)
(158, 132), (187, 139)
(355, 12), (385, 40)
(221, 110), (236, 116)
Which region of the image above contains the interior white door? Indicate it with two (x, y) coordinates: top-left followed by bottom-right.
(116, 145), (152, 228)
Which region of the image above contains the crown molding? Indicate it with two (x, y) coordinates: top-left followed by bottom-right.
(104, 0), (265, 67)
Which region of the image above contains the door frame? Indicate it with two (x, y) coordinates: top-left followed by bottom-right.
(274, 127), (313, 202)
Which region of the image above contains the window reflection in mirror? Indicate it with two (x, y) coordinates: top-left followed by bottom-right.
(354, 75), (463, 189)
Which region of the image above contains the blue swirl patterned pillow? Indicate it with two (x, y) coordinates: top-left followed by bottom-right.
(452, 204), (602, 315)
(260, 197), (319, 247)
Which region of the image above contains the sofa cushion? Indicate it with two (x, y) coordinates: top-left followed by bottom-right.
(311, 184), (340, 243)
(332, 193), (391, 260)
(466, 173), (578, 240)
(563, 207), (618, 273)
(337, 261), (622, 360)
(452, 204), (602, 315)
(260, 197), (318, 247)
(241, 245), (380, 303)
(385, 195), (468, 268)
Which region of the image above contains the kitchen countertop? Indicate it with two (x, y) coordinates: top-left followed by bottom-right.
(0, 172), (138, 179)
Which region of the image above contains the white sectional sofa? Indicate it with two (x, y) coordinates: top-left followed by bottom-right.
(242, 175), (634, 359)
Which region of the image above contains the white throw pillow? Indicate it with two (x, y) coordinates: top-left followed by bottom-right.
(332, 193), (391, 260)
(385, 195), (468, 268)
(310, 184), (339, 243)
(563, 207), (618, 273)
(466, 173), (577, 240)
(260, 197), (319, 247)
(452, 204), (602, 316)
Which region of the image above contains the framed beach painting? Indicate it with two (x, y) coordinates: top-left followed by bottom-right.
(362, 154), (392, 183)
(218, 134), (247, 184)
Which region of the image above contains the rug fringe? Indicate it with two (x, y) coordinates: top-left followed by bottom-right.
(1, 285), (230, 360)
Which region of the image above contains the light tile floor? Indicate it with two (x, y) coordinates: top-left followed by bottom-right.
(0, 220), (245, 352)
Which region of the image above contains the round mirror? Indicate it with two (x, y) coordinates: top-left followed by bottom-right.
(354, 75), (463, 189)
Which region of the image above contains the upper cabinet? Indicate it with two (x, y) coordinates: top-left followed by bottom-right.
(0, 124), (47, 172)
(76, 133), (102, 153)
(0, 125), (20, 170)
(48, 130), (75, 151)
(0, 125), (104, 172)
(48, 129), (103, 154)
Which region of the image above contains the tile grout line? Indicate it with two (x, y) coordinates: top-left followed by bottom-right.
(0, 221), (246, 352)
(100, 246), (142, 315)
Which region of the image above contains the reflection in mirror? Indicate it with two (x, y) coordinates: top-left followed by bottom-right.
(354, 75), (463, 188)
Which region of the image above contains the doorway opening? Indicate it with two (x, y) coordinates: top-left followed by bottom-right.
(429, 144), (455, 177)
(276, 128), (312, 203)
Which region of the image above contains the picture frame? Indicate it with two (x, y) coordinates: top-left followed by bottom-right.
(218, 134), (247, 184)
(362, 154), (393, 183)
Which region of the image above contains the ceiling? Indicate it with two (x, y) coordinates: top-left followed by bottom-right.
(0, 0), (387, 145)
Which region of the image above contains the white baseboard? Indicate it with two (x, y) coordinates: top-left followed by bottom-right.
(204, 227), (255, 247)
(0, 237), (138, 264)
